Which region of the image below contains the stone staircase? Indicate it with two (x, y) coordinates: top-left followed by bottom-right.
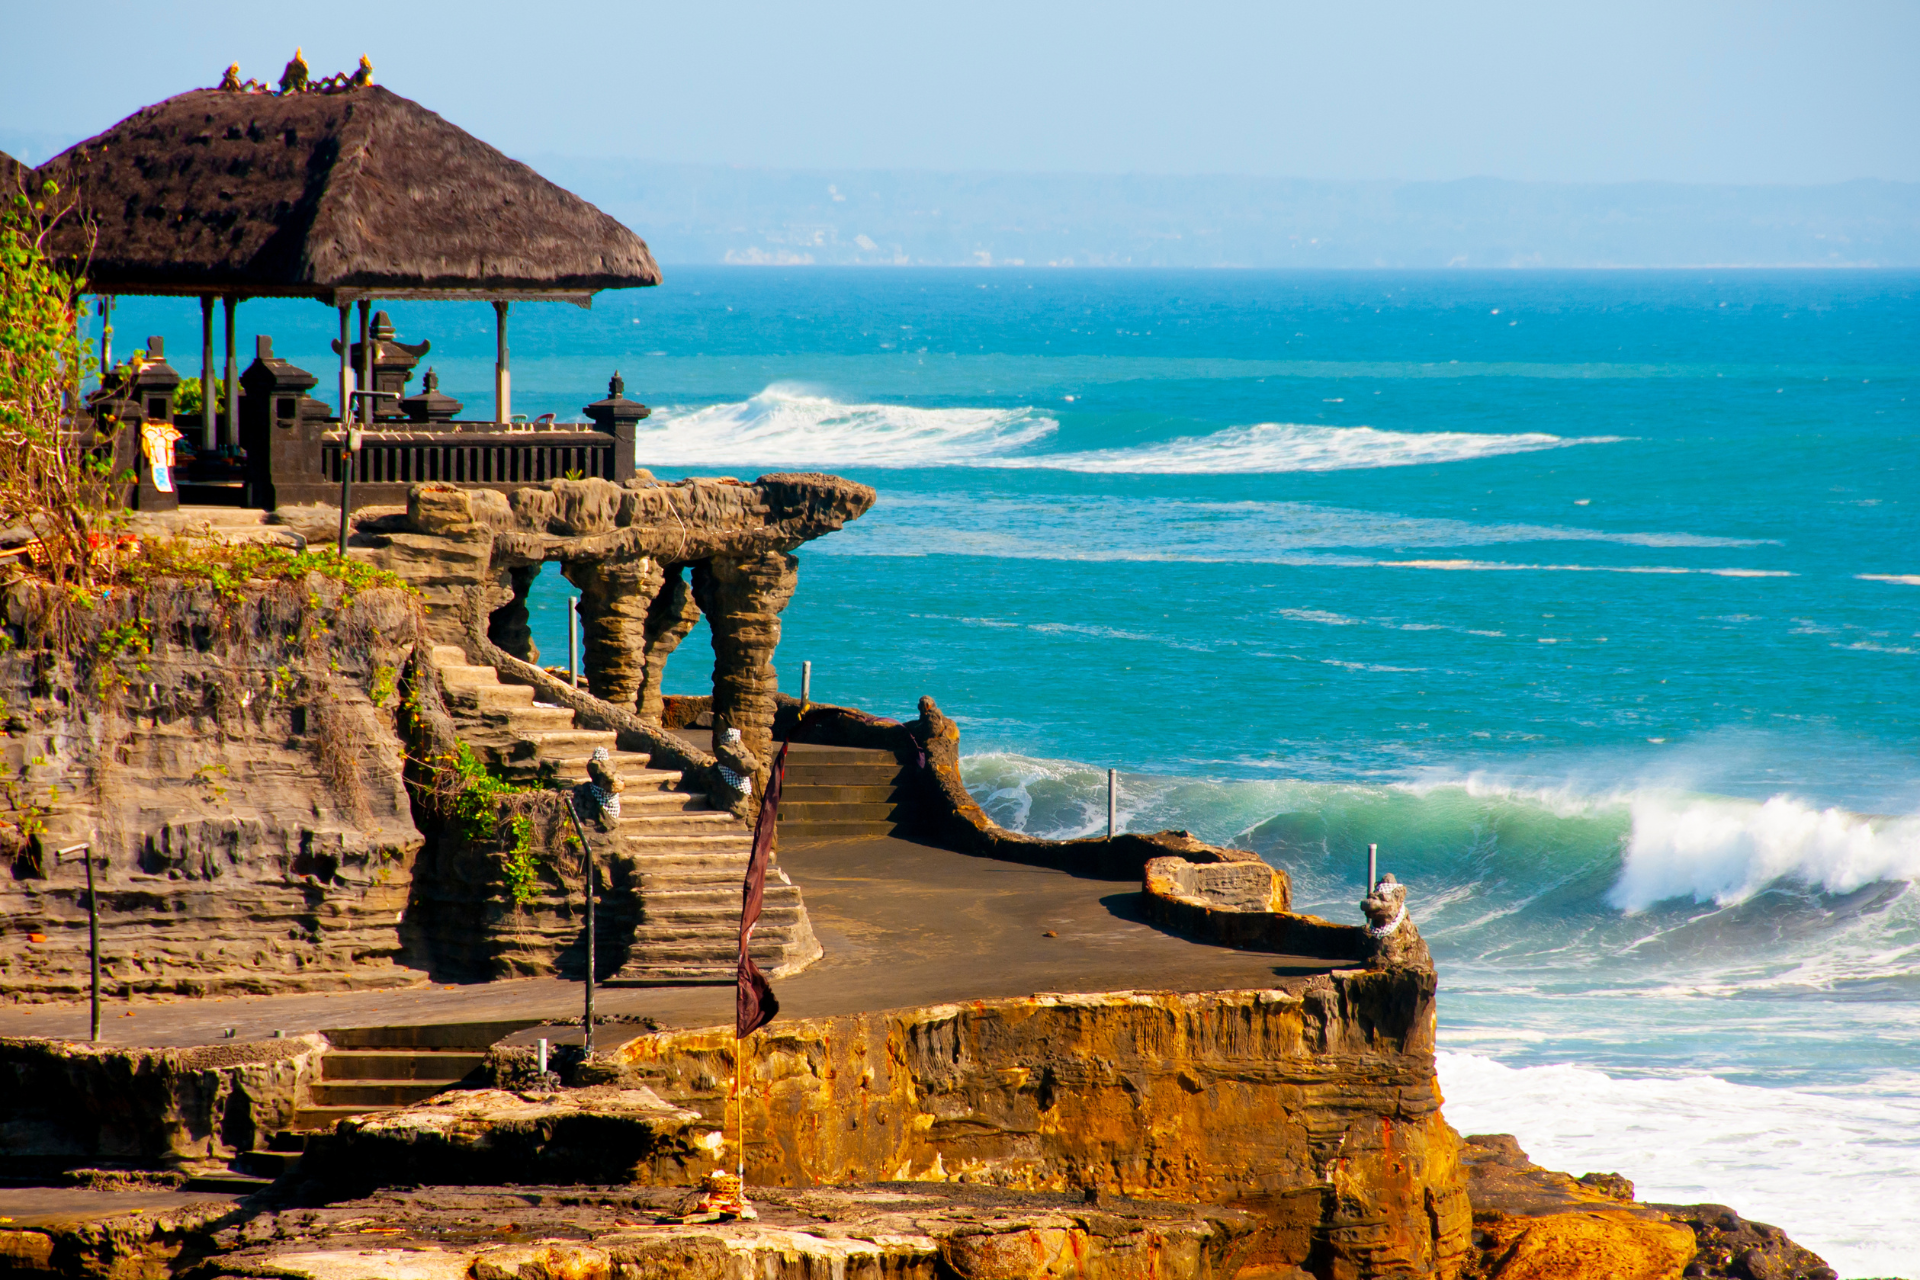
(429, 645), (821, 985)
(777, 745), (908, 841)
(245, 1020), (534, 1176)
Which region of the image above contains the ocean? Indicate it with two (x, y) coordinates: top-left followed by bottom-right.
(114, 268), (1919, 1274)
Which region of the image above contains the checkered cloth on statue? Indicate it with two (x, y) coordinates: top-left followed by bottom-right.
(716, 726), (754, 796)
(586, 746), (624, 828)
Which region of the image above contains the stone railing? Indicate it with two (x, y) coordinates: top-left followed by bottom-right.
(320, 423), (624, 500)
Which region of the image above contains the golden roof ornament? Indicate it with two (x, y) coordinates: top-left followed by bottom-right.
(218, 51), (373, 94)
(278, 48), (309, 95)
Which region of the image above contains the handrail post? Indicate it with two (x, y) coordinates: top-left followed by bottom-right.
(1107, 768), (1117, 839)
(562, 793), (596, 1058)
(60, 844), (98, 1042)
(568, 596), (580, 691)
(1368, 843), (1378, 890)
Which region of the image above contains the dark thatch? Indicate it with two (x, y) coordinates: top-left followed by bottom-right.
(36, 85), (660, 299)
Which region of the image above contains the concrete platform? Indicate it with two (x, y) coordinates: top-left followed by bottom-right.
(0, 836), (1349, 1049)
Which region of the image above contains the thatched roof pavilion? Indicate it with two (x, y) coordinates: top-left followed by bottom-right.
(37, 63), (662, 439)
(38, 83), (659, 302)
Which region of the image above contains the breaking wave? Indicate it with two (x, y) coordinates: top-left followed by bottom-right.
(637, 387), (1056, 467)
(639, 387), (1618, 474)
(959, 752), (1920, 979)
(1003, 420), (1621, 474)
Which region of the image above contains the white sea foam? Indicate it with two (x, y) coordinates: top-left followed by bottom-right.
(640, 388), (1619, 474)
(1435, 1051), (1920, 1276)
(1610, 794), (1920, 911)
(991, 420), (1622, 474)
(821, 492), (1779, 569)
(638, 386), (1057, 467)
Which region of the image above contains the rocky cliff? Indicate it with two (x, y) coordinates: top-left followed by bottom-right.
(0, 574), (426, 1002)
(613, 979), (1472, 1278)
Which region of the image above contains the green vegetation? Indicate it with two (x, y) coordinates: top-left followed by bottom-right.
(443, 741), (545, 905)
(113, 539), (414, 599)
(0, 176), (123, 588)
(170, 376), (225, 419)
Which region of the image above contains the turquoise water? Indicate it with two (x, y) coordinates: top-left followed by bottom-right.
(115, 270), (1919, 1271)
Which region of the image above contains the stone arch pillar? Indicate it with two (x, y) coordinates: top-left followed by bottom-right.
(486, 564), (541, 664)
(692, 551), (798, 785)
(636, 564), (701, 724)
(563, 556), (666, 705)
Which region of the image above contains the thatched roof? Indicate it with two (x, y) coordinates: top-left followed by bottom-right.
(37, 85), (661, 301)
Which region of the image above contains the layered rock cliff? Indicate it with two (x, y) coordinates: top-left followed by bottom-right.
(612, 979), (1472, 1278)
(0, 575), (425, 1001)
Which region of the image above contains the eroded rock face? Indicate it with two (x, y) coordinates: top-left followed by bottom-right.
(172, 1184), (1295, 1280)
(0, 1035), (321, 1166)
(299, 1085), (711, 1192)
(1647, 1204), (1837, 1280)
(0, 579), (425, 1002)
(1460, 1133), (1714, 1280)
(616, 981), (1471, 1278)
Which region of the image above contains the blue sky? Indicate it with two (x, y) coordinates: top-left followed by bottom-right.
(2, 0), (1915, 183)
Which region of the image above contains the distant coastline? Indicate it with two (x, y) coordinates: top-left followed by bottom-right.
(528, 160), (1920, 270)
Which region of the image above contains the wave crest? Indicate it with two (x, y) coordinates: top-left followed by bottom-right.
(1011, 421), (1620, 474)
(640, 386), (1057, 467)
(641, 388), (1617, 474)
(1611, 794), (1920, 911)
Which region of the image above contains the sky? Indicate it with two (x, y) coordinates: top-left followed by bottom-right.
(2, 0), (1916, 184)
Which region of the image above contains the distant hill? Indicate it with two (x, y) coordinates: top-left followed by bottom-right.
(529, 160), (1920, 269)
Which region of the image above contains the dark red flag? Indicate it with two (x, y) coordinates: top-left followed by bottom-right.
(736, 739), (789, 1038)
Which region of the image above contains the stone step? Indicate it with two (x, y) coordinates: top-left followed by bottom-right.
(289, 1105), (381, 1132)
(545, 751), (656, 776)
(617, 834), (755, 853)
(319, 1050), (486, 1081)
(444, 682), (538, 712)
(778, 819), (901, 840)
(780, 783), (901, 803)
(498, 706), (579, 733)
(776, 800), (898, 824)
(517, 729), (619, 757)
(620, 938), (798, 961)
(429, 644), (471, 668)
(616, 791), (715, 813)
(239, 1149), (304, 1178)
(438, 663), (505, 688)
(782, 762), (902, 786)
(786, 747), (899, 767)
(308, 1079), (461, 1108)
(619, 810), (741, 830)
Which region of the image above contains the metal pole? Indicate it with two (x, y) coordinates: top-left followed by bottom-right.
(337, 304), (351, 419)
(562, 793), (596, 1056)
(199, 295), (216, 451)
(536, 1038), (548, 1076)
(358, 300), (373, 432)
(801, 660), (811, 705)
(1107, 768), (1117, 839)
(337, 428), (354, 557)
(61, 844), (99, 1042)
(222, 296), (238, 453)
(1368, 843), (1378, 891)
(493, 300), (511, 423)
(567, 596), (579, 690)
